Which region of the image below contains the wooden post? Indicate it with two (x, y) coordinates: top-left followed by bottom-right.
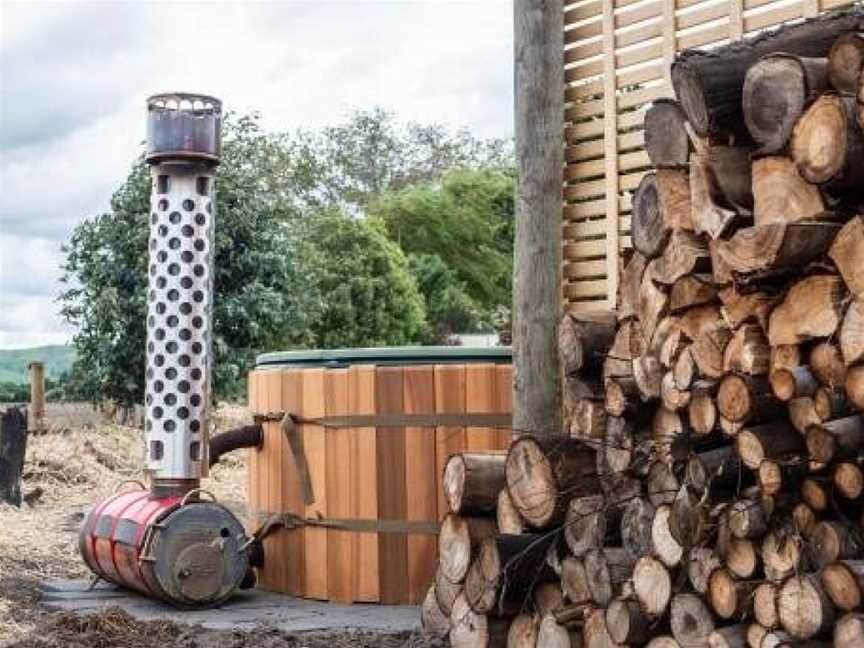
(0, 407), (28, 506)
(28, 361), (45, 433)
(513, 0), (564, 435)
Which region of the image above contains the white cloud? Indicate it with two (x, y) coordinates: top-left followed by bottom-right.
(0, 0), (514, 349)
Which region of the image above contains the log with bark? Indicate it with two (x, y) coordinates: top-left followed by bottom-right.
(671, 7), (864, 140)
(792, 95), (864, 188)
(645, 99), (692, 168)
(743, 54), (829, 154)
(443, 453), (508, 517)
(505, 435), (599, 529)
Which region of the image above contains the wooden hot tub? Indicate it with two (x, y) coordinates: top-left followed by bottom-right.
(246, 347), (512, 604)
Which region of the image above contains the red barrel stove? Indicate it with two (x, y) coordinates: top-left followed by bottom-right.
(78, 93), (253, 607)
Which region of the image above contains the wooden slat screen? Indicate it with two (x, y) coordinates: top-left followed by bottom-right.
(562, 0), (856, 313)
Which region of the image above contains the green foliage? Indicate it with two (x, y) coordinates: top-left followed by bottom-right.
(297, 210), (426, 348)
(307, 107), (513, 210)
(0, 346), (76, 384)
(407, 253), (485, 344)
(369, 168), (515, 309)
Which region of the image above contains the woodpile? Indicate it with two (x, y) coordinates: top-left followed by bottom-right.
(422, 12), (864, 648)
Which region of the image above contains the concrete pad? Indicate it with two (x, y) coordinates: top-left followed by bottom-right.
(41, 579), (421, 634)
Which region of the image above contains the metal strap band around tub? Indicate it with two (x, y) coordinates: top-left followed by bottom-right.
(252, 511), (440, 544)
(252, 411), (513, 508)
(253, 412), (513, 429)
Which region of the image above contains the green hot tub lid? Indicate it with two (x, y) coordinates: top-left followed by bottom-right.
(256, 346), (512, 369)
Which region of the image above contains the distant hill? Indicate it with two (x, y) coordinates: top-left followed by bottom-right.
(0, 346), (76, 384)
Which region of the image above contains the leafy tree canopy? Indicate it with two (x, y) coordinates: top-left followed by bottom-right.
(297, 210), (426, 349)
(369, 167), (515, 309)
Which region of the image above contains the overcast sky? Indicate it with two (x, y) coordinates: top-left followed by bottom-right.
(0, 0), (514, 349)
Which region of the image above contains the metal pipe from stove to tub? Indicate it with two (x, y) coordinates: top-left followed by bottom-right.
(143, 92), (221, 499)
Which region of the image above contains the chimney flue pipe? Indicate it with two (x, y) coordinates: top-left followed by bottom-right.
(144, 93), (221, 497)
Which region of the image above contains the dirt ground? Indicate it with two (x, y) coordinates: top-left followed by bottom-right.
(0, 403), (443, 648)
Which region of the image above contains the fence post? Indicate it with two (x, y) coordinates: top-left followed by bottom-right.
(28, 361), (45, 433)
(513, 0), (564, 435)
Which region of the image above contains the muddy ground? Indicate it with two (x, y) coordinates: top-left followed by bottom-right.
(0, 403), (444, 648)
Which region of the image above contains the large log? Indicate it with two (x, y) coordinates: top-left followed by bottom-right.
(836, 613), (864, 646)
(656, 169), (693, 232)
(810, 520), (861, 568)
(421, 584), (451, 636)
(0, 407), (27, 507)
(841, 299), (864, 366)
(438, 514), (498, 584)
(689, 547), (722, 595)
(769, 366), (818, 402)
(671, 7), (864, 140)
(708, 624), (749, 648)
(564, 495), (611, 558)
(736, 421), (804, 470)
(464, 533), (556, 615)
(443, 453), (508, 516)
(559, 311), (617, 377)
(829, 31), (864, 94)
(507, 613), (540, 648)
(829, 215), (864, 300)
(497, 488), (525, 535)
(805, 415), (864, 463)
(671, 593), (715, 647)
(846, 364), (864, 410)
(717, 374), (784, 424)
(754, 582), (779, 629)
(505, 435), (599, 528)
(633, 555), (672, 617)
(708, 568), (757, 620)
(652, 504), (684, 567)
(777, 574), (834, 639)
(822, 560), (864, 612)
(792, 95), (864, 187)
(633, 172), (671, 259)
(752, 156), (826, 226)
(607, 597), (651, 645)
(449, 592), (509, 648)
(650, 231), (711, 286)
(767, 275), (847, 346)
(618, 251), (648, 322)
(833, 461), (864, 500)
(645, 99), (691, 168)
(538, 613), (582, 648)
(810, 341), (848, 388)
(709, 223), (840, 285)
(743, 54), (828, 153)
(761, 527), (803, 582)
(621, 496), (656, 559)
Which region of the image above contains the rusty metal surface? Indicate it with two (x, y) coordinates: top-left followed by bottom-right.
(146, 93), (221, 164)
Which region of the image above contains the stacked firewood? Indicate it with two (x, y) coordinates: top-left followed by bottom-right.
(421, 10), (864, 648)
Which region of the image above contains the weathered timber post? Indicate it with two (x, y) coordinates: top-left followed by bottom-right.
(513, 0), (564, 435)
(0, 407), (28, 506)
(28, 361), (45, 433)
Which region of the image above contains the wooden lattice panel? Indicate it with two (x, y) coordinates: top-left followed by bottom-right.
(562, 0), (856, 312)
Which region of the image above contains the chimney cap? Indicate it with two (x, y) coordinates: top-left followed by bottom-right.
(146, 92), (222, 165)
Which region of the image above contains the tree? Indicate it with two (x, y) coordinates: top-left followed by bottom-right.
(308, 108), (513, 210)
(296, 210), (426, 348)
(60, 115), (314, 406)
(407, 253), (485, 344)
(369, 168), (515, 310)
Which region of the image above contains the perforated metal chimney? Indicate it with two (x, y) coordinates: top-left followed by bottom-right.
(143, 92), (221, 497)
